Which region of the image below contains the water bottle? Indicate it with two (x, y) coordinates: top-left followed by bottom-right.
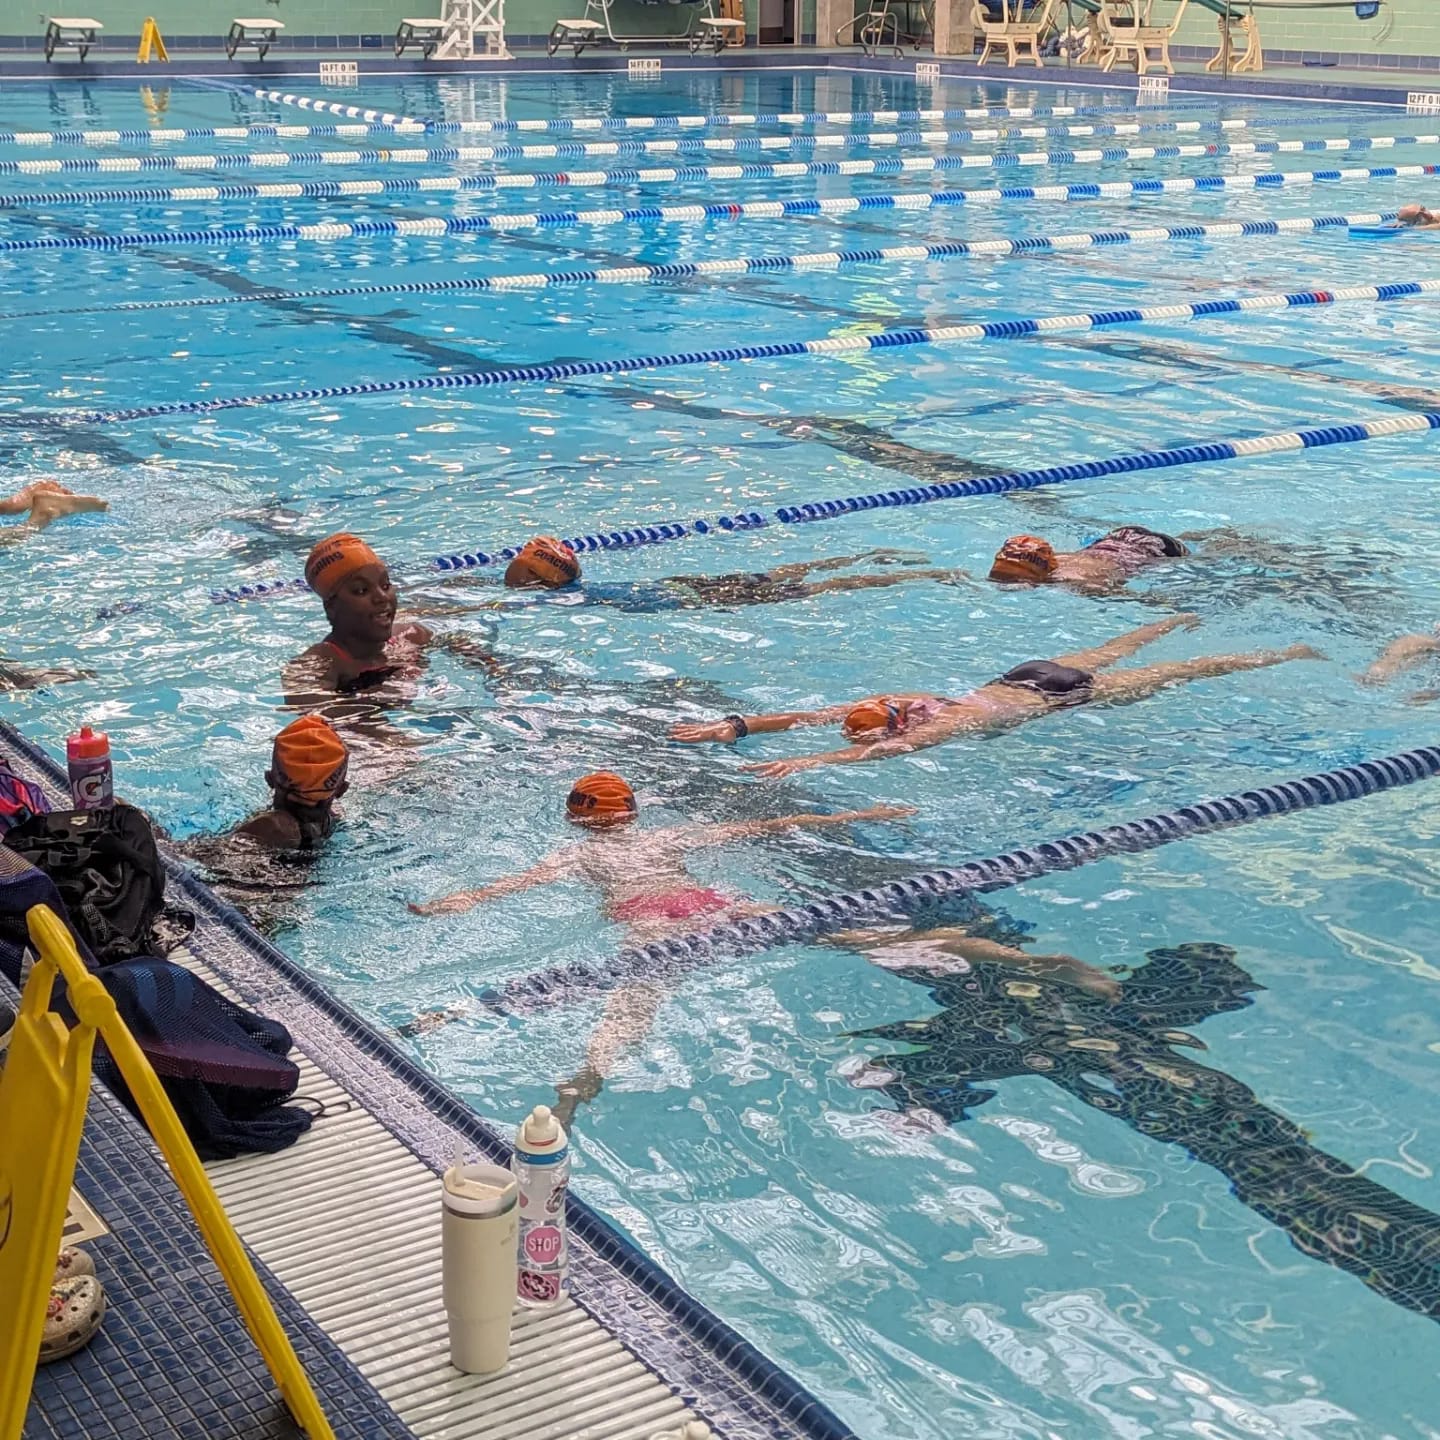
(66, 726), (113, 810)
(512, 1104), (569, 1308)
(440, 1159), (518, 1375)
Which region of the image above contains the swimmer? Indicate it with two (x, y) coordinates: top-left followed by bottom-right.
(175, 715), (349, 931)
(1398, 204), (1440, 228)
(408, 771), (914, 1124)
(284, 532), (498, 706)
(0, 480), (107, 549)
(1358, 628), (1440, 701)
(671, 615), (1322, 779)
(988, 526), (1190, 595)
(492, 536), (966, 611)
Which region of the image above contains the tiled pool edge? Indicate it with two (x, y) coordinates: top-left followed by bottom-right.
(0, 719), (861, 1440)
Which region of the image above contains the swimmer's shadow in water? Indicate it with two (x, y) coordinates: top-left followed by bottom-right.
(851, 942), (1440, 1323)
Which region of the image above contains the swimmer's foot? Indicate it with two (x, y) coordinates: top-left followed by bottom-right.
(553, 1063), (604, 1130)
(27, 490), (108, 529)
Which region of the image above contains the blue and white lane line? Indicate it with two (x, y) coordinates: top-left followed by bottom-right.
(0, 111), (1373, 157)
(37, 280), (1439, 429)
(205, 408), (1440, 605)
(251, 92), (425, 127)
(1, 165), (1432, 255)
(4, 131), (1437, 183)
(0, 210), (1394, 319)
(491, 746), (1440, 1004)
(247, 89), (1232, 134)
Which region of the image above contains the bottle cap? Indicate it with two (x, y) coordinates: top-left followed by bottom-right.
(521, 1104), (563, 1150)
(67, 726), (110, 759)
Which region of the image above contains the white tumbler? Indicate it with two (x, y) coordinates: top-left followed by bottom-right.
(441, 1161), (519, 1375)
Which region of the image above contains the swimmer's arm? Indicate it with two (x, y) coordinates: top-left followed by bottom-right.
(408, 850), (576, 916)
(431, 631), (501, 673)
(742, 716), (962, 778)
(1359, 633), (1440, 685)
(691, 803), (917, 845)
(670, 705), (851, 744)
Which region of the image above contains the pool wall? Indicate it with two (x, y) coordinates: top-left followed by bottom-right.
(3, 0), (1435, 67)
(0, 0), (817, 53)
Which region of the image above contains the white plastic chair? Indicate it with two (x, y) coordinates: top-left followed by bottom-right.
(971, 0), (1058, 68)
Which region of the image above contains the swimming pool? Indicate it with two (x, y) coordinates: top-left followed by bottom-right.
(3, 64), (1440, 1439)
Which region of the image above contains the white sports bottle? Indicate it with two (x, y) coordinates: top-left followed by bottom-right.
(513, 1104), (569, 1308)
(441, 1160), (519, 1374)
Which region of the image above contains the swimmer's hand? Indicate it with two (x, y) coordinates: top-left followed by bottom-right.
(671, 719), (741, 744)
(408, 892), (480, 917)
(1281, 644), (1326, 662)
(742, 756), (821, 779)
(850, 803), (918, 822)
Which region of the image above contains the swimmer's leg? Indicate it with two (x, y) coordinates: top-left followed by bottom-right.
(1053, 614), (1199, 672)
(1093, 645), (1323, 705)
(553, 982), (664, 1128)
(835, 926), (1120, 998)
(767, 549), (930, 581)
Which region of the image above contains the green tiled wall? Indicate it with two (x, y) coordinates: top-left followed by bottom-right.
(50, 0), (817, 41)
(1171, 0), (1438, 57)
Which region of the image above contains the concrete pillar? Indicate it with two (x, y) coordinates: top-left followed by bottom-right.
(931, 0), (975, 55)
(814, 0), (851, 45)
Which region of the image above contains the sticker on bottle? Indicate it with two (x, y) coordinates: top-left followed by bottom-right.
(523, 1224), (563, 1265)
(518, 1269), (562, 1303)
(545, 1182), (568, 1215)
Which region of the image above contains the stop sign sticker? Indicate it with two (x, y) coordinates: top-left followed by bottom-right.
(523, 1225), (563, 1265)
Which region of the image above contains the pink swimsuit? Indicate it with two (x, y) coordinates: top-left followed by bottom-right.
(611, 888), (732, 923)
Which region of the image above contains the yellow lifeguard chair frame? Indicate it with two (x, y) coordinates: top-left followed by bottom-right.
(0, 905), (334, 1440)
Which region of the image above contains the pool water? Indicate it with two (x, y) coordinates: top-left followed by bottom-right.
(3, 66), (1440, 1439)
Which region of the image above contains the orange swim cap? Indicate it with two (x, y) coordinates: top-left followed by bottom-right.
(842, 698), (906, 740)
(505, 536), (582, 590)
(989, 534), (1058, 584)
(271, 714), (349, 806)
(305, 533), (383, 600)
(566, 771), (637, 824)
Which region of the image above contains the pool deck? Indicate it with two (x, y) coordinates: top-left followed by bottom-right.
(5, 723), (858, 1440)
(0, 43), (1437, 107)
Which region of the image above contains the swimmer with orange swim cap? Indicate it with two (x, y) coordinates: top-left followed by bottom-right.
(492, 536), (963, 612)
(988, 526), (1191, 595)
(285, 533), (498, 714)
(672, 615), (1322, 779)
(175, 715), (351, 929)
(408, 771), (914, 1123)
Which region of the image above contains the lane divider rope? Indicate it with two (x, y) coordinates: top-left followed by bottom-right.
(0, 163), (1430, 256)
(479, 746), (1440, 1011)
(0, 113), (1362, 174)
(201, 407), (1440, 605)
(248, 88), (1233, 135)
(40, 279), (1440, 429)
(2, 131), (1433, 185)
(251, 91), (424, 127)
(0, 209), (1393, 319)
